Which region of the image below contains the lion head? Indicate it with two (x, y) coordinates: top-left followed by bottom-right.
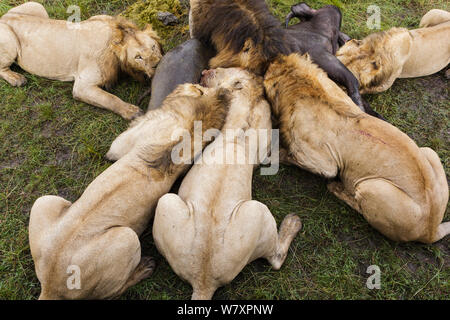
(336, 28), (412, 93)
(111, 18), (163, 82)
(200, 67), (263, 97)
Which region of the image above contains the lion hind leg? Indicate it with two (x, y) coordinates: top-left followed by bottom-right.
(228, 200), (302, 271)
(267, 213), (302, 270)
(60, 226), (146, 299)
(327, 181), (361, 212)
(113, 256), (156, 298)
(0, 23), (26, 87)
(420, 147), (449, 242)
(354, 179), (427, 242)
(29, 195), (72, 287)
(6, 2), (49, 18)
(433, 222), (450, 242)
(419, 9), (450, 28)
(153, 194), (210, 299)
(29, 195), (72, 244)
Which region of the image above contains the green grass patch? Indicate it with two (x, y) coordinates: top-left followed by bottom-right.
(122, 0), (190, 50)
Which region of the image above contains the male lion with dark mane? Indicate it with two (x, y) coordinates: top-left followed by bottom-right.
(190, 0), (295, 75)
(264, 53), (449, 244)
(189, 0), (369, 111)
(0, 2), (162, 119)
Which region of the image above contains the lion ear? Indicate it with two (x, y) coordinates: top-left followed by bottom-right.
(116, 16), (139, 35)
(144, 24), (153, 32)
(345, 39), (360, 48)
(143, 24), (160, 40)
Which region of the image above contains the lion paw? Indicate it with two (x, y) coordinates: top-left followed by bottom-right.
(122, 105), (144, 120)
(5, 72), (27, 87)
(279, 213), (302, 238)
(270, 213), (302, 269)
(327, 181), (344, 194)
(139, 256), (156, 278)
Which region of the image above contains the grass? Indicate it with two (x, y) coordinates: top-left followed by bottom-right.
(0, 0), (449, 300)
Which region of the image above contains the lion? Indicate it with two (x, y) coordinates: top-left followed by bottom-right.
(153, 68), (301, 300)
(336, 9), (450, 94)
(264, 53), (449, 244)
(189, 0), (369, 110)
(0, 2), (162, 119)
(190, 0), (295, 75)
(29, 82), (230, 299)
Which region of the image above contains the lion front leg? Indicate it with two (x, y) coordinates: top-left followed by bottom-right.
(0, 23), (27, 87)
(73, 74), (143, 120)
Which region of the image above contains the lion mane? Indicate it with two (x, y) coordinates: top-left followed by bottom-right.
(99, 16), (161, 89)
(191, 0), (296, 74)
(337, 28), (411, 93)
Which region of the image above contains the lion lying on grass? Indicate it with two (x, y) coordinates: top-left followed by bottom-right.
(29, 83), (229, 299)
(154, 68), (301, 300)
(336, 9), (449, 94)
(0, 2), (162, 119)
(265, 53), (449, 244)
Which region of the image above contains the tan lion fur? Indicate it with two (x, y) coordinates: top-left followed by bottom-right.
(29, 83), (230, 299)
(0, 2), (162, 119)
(264, 53), (449, 244)
(337, 9), (449, 94)
(419, 9), (450, 28)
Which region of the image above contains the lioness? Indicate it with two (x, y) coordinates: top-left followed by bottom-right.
(29, 83), (229, 299)
(0, 2), (162, 119)
(264, 54), (449, 243)
(336, 9), (450, 94)
(153, 68), (302, 300)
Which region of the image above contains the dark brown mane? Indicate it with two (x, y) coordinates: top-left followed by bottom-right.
(193, 0), (295, 61)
